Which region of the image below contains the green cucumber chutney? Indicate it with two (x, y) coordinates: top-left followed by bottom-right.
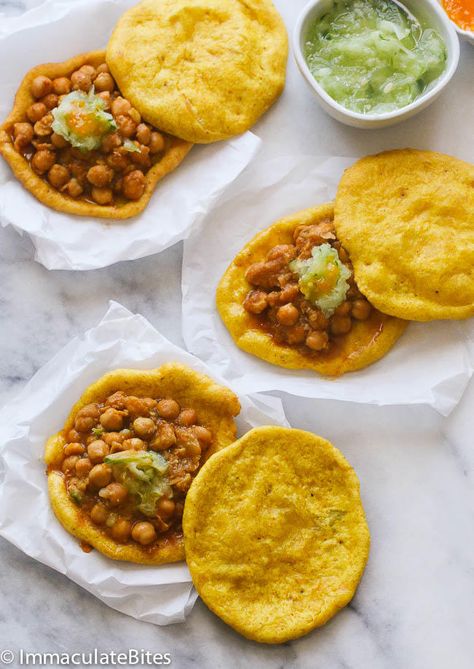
(304, 0), (447, 115)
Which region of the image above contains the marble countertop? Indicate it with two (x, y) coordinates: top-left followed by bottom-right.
(0, 0), (473, 667)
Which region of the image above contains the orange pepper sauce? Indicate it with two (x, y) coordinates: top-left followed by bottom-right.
(442, 0), (474, 31)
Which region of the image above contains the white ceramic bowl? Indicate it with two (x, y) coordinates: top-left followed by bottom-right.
(437, 0), (474, 46)
(293, 0), (461, 128)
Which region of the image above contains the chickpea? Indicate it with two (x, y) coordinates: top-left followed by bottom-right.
(52, 77), (71, 95)
(130, 144), (151, 168)
(193, 425), (212, 445)
(71, 70), (92, 92)
(128, 107), (141, 124)
(122, 437), (145, 451)
(330, 315), (352, 335)
(31, 149), (55, 174)
(286, 325), (306, 345)
(106, 150), (128, 171)
(51, 132), (68, 148)
(308, 309), (329, 330)
(64, 442), (85, 456)
(97, 91), (111, 110)
(243, 290), (268, 314)
(94, 72), (115, 92)
(99, 482), (128, 506)
(106, 391), (127, 409)
(102, 431), (124, 446)
(133, 417), (156, 439)
(116, 114), (137, 138)
(111, 96), (131, 117)
(351, 299), (372, 321)
(156, 399), (180, 420)
(101, 132), (122, 153)
(33, 114), (54, 137)
(87, 164), (113, 187)
(91, 187), (113, 205)
(48, 164), (70, 189)
(111, 518), (132, 542)
(62, 455), (79, 473)
(31, 75), (53, 99)
(185, 439), (201, 458)
(87, 439), (109, 463)
(97, 63), (110, 74)
(41, 93), (59, 110)
(135, 123), (151, 145)
(89, 463), (113, 489)
(122, 170), (146, 201)
(305, 331), (329, 351)
(149, 131), (165, 154)
(79, 65), (96, 78)
(65, 178), (83, 198)
(150, 423), (176, 451)
(176, 408), (197, 427)
(27, 102), (47, 123)
(13, 122), (34, 151)
(100, 408), (124, 431)
(156, 497), (175, 519)
(334, 301), (351, 317)
(67, 429), (82, 442)
(90, 502), (108, 525)
(75, 457), (92, 478)
(131, 521), (157, 546)
(75, 403), (100, 432)
(276, 303), (299, 326)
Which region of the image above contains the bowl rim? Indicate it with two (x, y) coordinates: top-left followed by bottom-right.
(292, 0), (461, 122)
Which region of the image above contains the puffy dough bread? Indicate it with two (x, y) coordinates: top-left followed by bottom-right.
(334, 149), (474, 321)
(183, 426), (370, 643)
(106, 0), (288, 143)
(216, 203), (407, 376)
(45, 364), (240, 564)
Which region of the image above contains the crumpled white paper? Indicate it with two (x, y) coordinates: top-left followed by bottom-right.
(0, 301), (289, 625)
(182, 155), (474, 416)
(0, 0), (260, 270)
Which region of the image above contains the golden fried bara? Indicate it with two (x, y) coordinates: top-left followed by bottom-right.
(216, 203), (407, 376)
(45, 364), (240, 565)
(335, 149), (474, 321)
(106, 0), (288, 143)
(183, 426), (370, 643)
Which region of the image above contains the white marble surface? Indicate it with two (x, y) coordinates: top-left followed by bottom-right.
(0, 0), (473, 667)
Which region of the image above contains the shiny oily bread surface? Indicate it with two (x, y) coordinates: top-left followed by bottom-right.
(216, 203), (407, 376)
(0, 51), (192, 219)
(334, 149), (474, 321)
(45, 364), (240, 564)
(183, 426), (370, 643)
(106, 0), (288, 143)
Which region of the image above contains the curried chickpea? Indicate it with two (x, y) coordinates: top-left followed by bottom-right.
(122, 437), (145, 451)
(91, 187), (113, 205)
(87, 439), (109, 463)
(96, 63), (110, 74)
(130, 144), (151, 168)
(27, 102), (47, 123)
(71, 70), (92, 91)
(67, 429), (82, 442)
(87, 164), (113, 187)
(31, 75), (53, 99)
(133, 417), (156, 439)
(277, 303), (300, 326)
(128, 108), (141, 124)
(13, 122), (34, 150)
(176, 408), (197, 427)
(88, 463), (113, 489)
(64, 178), (83, 198)
(131, 521), (157, 546)
(41, 93), (59, 110)
(64, 442), (85, 456)
(79, 65), (96, 78)
(52, 77), (72, 95)
(100, 408), (124, 431)
(150, 423), (176, 451)
(75, 403), (100, 432)
(330, 315), (352, 335)
(243, 290), (268, 314)
(97, 91), (111, 110)
(111, 518), (132, 542)
(135, 123), (151, 145)
(156, 399), (180, 420)
(62, 455), (79, 473)
(116, 114), (137, 138)
(106, 150), (129, 171)
(31, 149), (56, 174)
(75, 457), (92, 478)
(111, 97), (131, 117)
(351, 299), (372, 321)
(334, 301), (351, 317)
(48, 164), (70, 189)
(193, 425), (212, 446)
(99, 482), (128, 506)
(90, 502), (108, 525)
(149, 131), (165, 154)
(305, 330), (329, 351)
(156, 497), (175, 519)
(101, 131), (121, 153)
(51, 132), (69, 148)
(94, 72), (115, 92)
(122, 170), (146, 200)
